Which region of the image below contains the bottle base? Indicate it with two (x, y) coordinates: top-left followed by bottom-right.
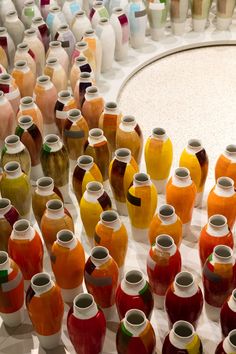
(205, 302), (221, 322)
(217, 17), (231, 31)
(154, 293), (165, 309)
(172, 22), (185, 36)
(37, 330), (62, 350)
(193, 18), (207, 32)
(0, 306), (24, 327)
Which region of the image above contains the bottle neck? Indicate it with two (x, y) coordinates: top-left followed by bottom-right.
(46, 207), (65, 219)
(214, 183), (235, 197)
(172, 174), (192, 188)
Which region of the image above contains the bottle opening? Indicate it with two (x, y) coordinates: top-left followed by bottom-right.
(86, 86), (98, 94)
(14, 220), (30, 232)
(218, 177), (233, 188)
(59, 90), (71, 98)
(76, 10), (85, 16)
(75, 294), (93, 309)
(153, 127), (166, 136)
(25, 0), (34, 6)
(101, 211), (118, 223)
(176, 272), (193, 287)
(57, 230), (73, 242)
(175, 167), (189, 178)
(59, 24), (68, 31)
(76, 56), (86, 63)
(78, 155), (93, 165)
(94, 0), (103, 5)
(229, 331), (236, 347)
(38, 177), (53, 188)
(32, 16), (43, 23)
(159, 204), (174, 217)
(15, 60), (27, 68)
(214, 245), (232, 258)
(18, 43), (28, 50)
(47, 57), (57, 65)
(92, 247), (108, 260)
(47, 199), (63, 210)
(106, 102), (117, 109)
(122, 115), (135, 123)
(45, 134), (59, 144)
(0, 28), (6, 34)
(126, 310), (145, 326)
(50, 41), (60, 48)
(125, 270), (143, 284)
(77, 41), (87, 48)
(5, 135), (19, 144)
(0, 74), (10, 81)
(0, 199), (10, 209)
(4, 161), (20, 172)
(0, 252), (8, 265)
(25, 28), (36, 35)
(50, 6), (61, 12)
(87, 182), (102, 192)
(114, 7), (123, 13)
(32, 274), (50, 287)
(7, 10), (17, 16)
(19, 116), (32, 125)
(80, 72), (91, 79)
(116, 148), (130, 158)
(233, 289), (236, 301)
(85, 29), (94, 35)
(174, 322), (193, 338)
(38, 75), (50, 84)
(156, 235), (173, 248)
(90, 128), (103, 138)
(135, 173), (148, 183)
(188, 139), (201, 148)
(100, 18), (108, 23)
(21, 96), (33, 105)
(69, 109), (81, 118)
(209, 215), (226, 227)
(226, 144), (236, 154)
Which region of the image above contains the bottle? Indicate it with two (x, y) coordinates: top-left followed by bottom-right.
(0, 90), (15, 150)
(0, 73), (20, 116)
(55, 90), (77, 135)
(31, 15), (50, 50)
(220, 289), (236, 338)
(89, 1), (109, 29)
(0, 199), (19, 252)
(23, 27), (45, 76)
(70, 56), (93, 93)
(47, 40), (69, 75)
(96, 18), (115, 73)
(46, 5), (67, 39)
(74, 72), (93, 110)
(44, 57), (67, 92)
(12, 59), (35, 97)
(71, 10), (92, 42)
(4, 10), (25, 46)
(81, 86), (104, 129)
(0, 27), (15, 70)
(21, 0), (41, 28)
(215, 144), (236, 187)
(17, 96), (44, 135)
(83, 28), (102, 80)
(126, 0), (147, 48)
(215, 329), (236, 354)
(110, 7), (129, 61)
(54, 24), (76, 58)
(14, 42), (36, 76)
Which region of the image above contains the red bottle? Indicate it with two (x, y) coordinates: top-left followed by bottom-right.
(116, 269), (154, 321)
(203, 245), (236, 322)
(147, 234), (181, 309)
(165, 271), (203, 328)
(67, 293), (106, 354)
(220, 289), (236, 338)
(215, 330), (236, 354)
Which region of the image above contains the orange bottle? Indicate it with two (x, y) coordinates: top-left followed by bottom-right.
(55, 90), (77, 135)
(12, 60), (35, 97)
(17, 96), (44, 137)
(215, 144), (236, 186)
(81, 86), (104, 129)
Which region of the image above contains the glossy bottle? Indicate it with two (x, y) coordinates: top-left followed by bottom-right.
(0, 199), (19, 252)
(84, 128), (111, 181)
(26, 272), (64, 349)
(145, 127), (173, 194)
(84, 246), (119, 318)
(165, 271), (203, 328)
(55, 90), (77, 135)
(199, 214), (234, 268)
(95, 210), (128, 272)
(149, 204), (182, 248)
(74, 72), (93, 110)
(8, 219), (43, 290)
(147, 234), (181, 309)
(203, 245), (236, 322)
(51, 230), (85, 302)
(220, 289), (236, 338)
(215, 329), (236, 354)
(70, 56), (93, 93)
(12, 59), (35, 97)
(0, 73), (20, 116)
(127, 172), (157, 242)
(207, 177), (236, 230)
(17, 96), (43, 136)
(116, 115), (143, 165)
(162, 320), (203, 354)
(166, 167), (197, 237)
(40, 199), (74, 254)
(0, 91), (15, 150)
(179, 138), (209, 207)
(67, 293), (106, 354)
(109, 148), (138, 216)
(215, 144), (236, 186)
(44, 57), (67, 93)
(116, 309), (156, 354)
(0, 251), (24, 327)
(0, 161), (32, 220)
(81, 86), (104, 129)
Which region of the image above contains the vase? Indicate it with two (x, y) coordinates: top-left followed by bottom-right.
(8, 219), (43, 290)
(62, 0), (81, 25)
(83, 28), (102, 80)
(0, 199), (19, 252)
(145, 127), (173, 193)
(21, 0), (41, 28)
(71, 41), (96, 73)
(110, 7), (129, 61)
(192, 0), (211, 31)
(127, 172), (157, 243)
(70, 56), (93, 94)
(221, 289), (236, 338)
(81, 86), (104, 129)
(99, 102), (122, 154)
(71, 10), (92, 41)
(0, 251), (24, 327)
(4, 10), (25, 46)
(148, 204), (182, 248)
(80, 181), (112, 244)
(0, 0), (16, 24)
(165, 271), (203, 328)
(72, 155), (103, 204)
(17, 96), (44, 136)
(1, 134), (31, 177)
(179, 138), (209, 207)
(67, 293), (106, 354)
(0, 91), (15, 150)
(116, 115), (143, 165)
(44, 57), (68, 93)
(216, 330), (236, 354)
(116, 309), (156, 354)
(12, 60), (35, 97)
(74, 72), (93, 111)
(55, 24), (76, 58)
(62, 108), (89, 169)
(95, 210), (128, 272)
(0, 73), (20, 116)
(23, 28), (45, 76)
(96, 18), (115, 73)
(203, 245), (236, 322)
(126, 0), (147, 49)
(55, 90), (77, 135)
(51, 230), (85, 302)
(34, 75), (58, 134)
(216, 0), (235, 30)
(116, 269), (154, 321)
(84, 128), (111, 181)
(31, 16), (50, 51)
(32, 176), (63, 227)
(15, 115), (43, 181)
(147, 2), (167, 41)
(109, 148), (138, 216)
(47, 40), (69, 75)
(84, 246), (119, 318)
(166, 167), (197, 237)
(170, 0), (189, 35)
(207, 177), (236, 230)
(26, 272), (64, 349)
(40, 134), (70, 200)
(147, 234), (181, 309)
(0, 27), (16, 70)
(41, 199), (74, 254)
(215, 144), (236, 186)
(90, 1), (109, 28)
(14, 42), (36, 76)
(46, 5), (67, 39)
(0, 161), (31, 220)
(162, 320), (203, 353)
(199, 214), (234, 268)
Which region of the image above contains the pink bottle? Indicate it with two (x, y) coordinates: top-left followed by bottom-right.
(0, 91), (15, 149)
(0, 73), (20, 116)
(47, 41), (69, 75)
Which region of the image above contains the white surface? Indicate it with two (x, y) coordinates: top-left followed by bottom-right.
(1, 15), (236, 354)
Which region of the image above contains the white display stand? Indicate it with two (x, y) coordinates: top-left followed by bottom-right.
(1, 14), (236, 354)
